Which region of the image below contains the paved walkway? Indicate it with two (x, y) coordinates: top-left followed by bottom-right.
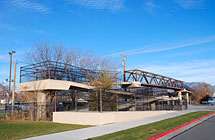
(23, 110), (196, 140)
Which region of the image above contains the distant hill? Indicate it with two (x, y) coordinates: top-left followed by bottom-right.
(185, 82), (215, 92)
(185, 82), (202, 89)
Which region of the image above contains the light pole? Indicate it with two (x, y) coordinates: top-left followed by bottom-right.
(11, 59), (17, 116)
(8, 51), (15, 105)
(4, 79), (8, 120)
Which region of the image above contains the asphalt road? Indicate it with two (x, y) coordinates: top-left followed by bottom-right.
(171, 115), (215, 140)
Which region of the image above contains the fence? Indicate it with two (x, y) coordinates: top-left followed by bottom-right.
(1, 87), (188, 121)
(1, 103), (54, 121)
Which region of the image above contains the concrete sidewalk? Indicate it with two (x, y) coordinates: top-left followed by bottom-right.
(23, 110), (196, 140)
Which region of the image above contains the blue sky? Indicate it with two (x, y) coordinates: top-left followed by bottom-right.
(0, 0), (215, 85)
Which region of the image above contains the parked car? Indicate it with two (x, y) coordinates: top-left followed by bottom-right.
(201, 100), (208, 104)
(208, 98), (215, 105)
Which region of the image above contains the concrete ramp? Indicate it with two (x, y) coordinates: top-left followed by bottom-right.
(18, 79), (94, 92)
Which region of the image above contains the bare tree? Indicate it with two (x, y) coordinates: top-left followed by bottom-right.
(191, 82), (212, 104)
(0, 82), (8, 102)
(25, 41), (117, 71)
(25, 41), (64, 64)
(16, 92), (37, 103)
(25, 41), (119, 86)
(90, 71), (118, 89)
(64, 48), (116, 71)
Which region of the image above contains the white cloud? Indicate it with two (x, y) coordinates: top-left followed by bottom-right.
(0, 54), (8, 61)
(110, 36), (215, 56)
(0, 70), (8, 77)
(144, 0), (160, 15)
(145, 1), (157, 8)
(135, 59), (215, 85)
(0, 23), (16, 31)
(174, 0), (204, 9)
(34, 29), (47, 35)
(66, 0), (126, 11)
(10, 0), (50, 13)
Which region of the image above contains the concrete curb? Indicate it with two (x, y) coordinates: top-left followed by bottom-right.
(146, 112), (215, 140)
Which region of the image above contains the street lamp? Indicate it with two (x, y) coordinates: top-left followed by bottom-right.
(8, 51), (15, 104)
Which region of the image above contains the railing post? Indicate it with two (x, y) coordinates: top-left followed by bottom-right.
(116, 94), (118, 112)
(20, 67), (22, 83)
(55, 92), (57, 112)
(124, 71), (126, 82)
(96, 90), (98, 111)
(100, 88), (102, 113)
(48, 60), (51, 79)
(75, 90), (77, 112)
(4, 103), (7, 120)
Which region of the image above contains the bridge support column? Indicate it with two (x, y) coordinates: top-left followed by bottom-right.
(178, 92), (182, 105)
(186, 93), (189, 102)
(185, 93), (189, 106)
(37, 91), (46, 120)
(129, 88), (136, 111)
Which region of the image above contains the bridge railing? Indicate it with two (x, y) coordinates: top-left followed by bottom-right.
(20, 60), (122, 83)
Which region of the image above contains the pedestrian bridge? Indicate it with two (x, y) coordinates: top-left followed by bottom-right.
(19, 60), (187, 91)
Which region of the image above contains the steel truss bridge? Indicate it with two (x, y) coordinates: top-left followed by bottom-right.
(123, 69), (184, 90)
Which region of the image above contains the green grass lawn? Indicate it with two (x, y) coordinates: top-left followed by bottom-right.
(0, 120), (91, 140)
(0, 112), (5, 119)
(91, 111), (214, 140)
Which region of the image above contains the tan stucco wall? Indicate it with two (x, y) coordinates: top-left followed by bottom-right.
(53, 112), (115, 125)
(53, 111), (177, 125)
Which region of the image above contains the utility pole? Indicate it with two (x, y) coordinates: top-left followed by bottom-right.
(12, 59), (17, 116)
(120, 54), (126, 82)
